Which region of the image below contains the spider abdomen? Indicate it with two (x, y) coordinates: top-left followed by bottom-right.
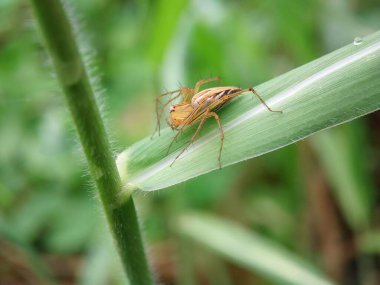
(191, 87), (241, 110)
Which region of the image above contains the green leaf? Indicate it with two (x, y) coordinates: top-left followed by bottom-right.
(176, 213), (335, 285)
(117, 31), (380, 192)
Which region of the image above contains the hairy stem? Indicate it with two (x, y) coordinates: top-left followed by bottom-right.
(29, 1), (153, 284)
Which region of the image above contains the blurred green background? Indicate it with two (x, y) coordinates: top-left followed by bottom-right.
(1, 0), (380, 284)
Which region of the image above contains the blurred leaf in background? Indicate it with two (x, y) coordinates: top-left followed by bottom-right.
(1, 0), (380, 284)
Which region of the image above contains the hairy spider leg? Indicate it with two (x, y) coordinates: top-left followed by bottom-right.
(245, 88), (282, 113)
(165, 103), (204, 155)
(153, 91), (181, 138)
(170, 108), (214, 167)
(209, 111), (224, 169)
(153, 88), (195, 137)
(194, 77), (221, 93)
(203, 87), (282, 114)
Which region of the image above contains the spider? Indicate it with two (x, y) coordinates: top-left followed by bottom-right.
(154, 77), (282, 168)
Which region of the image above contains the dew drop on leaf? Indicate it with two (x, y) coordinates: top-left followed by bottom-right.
(353, 37), (363, 46)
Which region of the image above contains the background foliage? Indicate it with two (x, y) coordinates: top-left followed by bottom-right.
(0, 0), (380, 284)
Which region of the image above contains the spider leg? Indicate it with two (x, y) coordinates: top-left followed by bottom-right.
(212, 87), (281, 113)
(167, 94), (232, 167)
(194, 77), (221, 93)
(153, 92), (181, 138)
(152, 87), (195, 138)
(243, 88), (282, 113)
(208, 111), (224, 169)
(166, 128), (184, 155)
(165, 103), (203, 155)
(170, 109), (211, 167)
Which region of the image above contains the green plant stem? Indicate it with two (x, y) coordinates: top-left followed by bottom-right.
(29, 1), (153, 284)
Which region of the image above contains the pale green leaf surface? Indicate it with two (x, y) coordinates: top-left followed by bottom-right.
(117, 31), (380, 192)
(176, 213), (335, 285)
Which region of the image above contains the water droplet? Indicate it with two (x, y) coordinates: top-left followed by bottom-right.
(353, 37), (363, 46)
